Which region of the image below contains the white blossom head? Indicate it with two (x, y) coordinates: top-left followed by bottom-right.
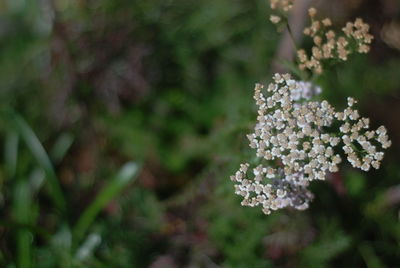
(231, 74), (391, 215)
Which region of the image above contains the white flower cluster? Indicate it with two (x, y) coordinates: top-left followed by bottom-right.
(231, 74), (391, 215)
(290, 81), (322, 103)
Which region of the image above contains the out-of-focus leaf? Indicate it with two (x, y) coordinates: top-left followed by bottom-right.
(344, 170), (366, 197)
(359, 244), (385, 268)
(50, 133), (74, 164)
(49, 224), (73, 267)
(281, 59), (308, 80)
(300, 220), (351, 266)
(0, 220), (50, 241)
(4, 130), (19, 179)
(13, 181), (32, 268)
(6, 111), (66, 212)
(75, 233), (102, 261)
(52, 225), (72, 251)
(29, 168), (45, 194)
(72, 162), (140, 245)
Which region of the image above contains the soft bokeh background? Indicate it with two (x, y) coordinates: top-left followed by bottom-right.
(1, 0), (400, 267)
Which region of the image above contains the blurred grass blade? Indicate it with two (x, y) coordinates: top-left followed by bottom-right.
(75, 233), (101, 261)
(51, 224), (73, 266)
(17, 229), (31, 268)
(73, 162), (140, 244)
(50, 133), (74, 164)
(29, 168), (46, 194)
(52, 224), (72, 250)
(4, 130), (19, 179)
(0, 220), (51, 241)
(359, 244), (385, 268)
(14, 181), (32, 268)
(9, 112), (66, 212)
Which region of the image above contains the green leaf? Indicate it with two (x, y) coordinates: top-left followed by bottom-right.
(13, 181), (32, 268)
(4, 130), (19, 179)
(75, 233), (102, 261)
(50, 133), (74, 164)
(344, 170), (365, 197)
(6, 111), (66, 212)
(359, 243), (385, 268)
(72, 162), (140, 245)
(50, 225), (74, 267)
(280, 59), (309, 81)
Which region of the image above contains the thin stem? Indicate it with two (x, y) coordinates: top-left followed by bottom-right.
(286, 22), (298, 51)
(285, 21), (311, 81)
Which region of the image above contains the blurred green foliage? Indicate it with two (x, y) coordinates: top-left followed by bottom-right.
(1, 0), (400, 267)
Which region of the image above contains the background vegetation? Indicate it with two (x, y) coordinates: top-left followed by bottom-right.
(0, 0), (400, 267)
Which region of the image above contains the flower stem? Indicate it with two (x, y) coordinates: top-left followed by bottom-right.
(286, 22), (298, 51)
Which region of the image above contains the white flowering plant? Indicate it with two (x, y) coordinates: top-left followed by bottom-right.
(230, 1), (392, 215)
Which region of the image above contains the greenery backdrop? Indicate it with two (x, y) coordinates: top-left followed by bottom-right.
(0, 0), (400, 267)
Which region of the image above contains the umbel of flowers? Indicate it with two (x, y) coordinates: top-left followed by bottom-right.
(231, 1), (391, 215)
(230, 74), (391, 215)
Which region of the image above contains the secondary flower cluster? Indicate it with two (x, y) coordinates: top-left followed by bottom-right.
(230, 74), (391, 215)
(270, 0), (293, 13)
(298, 8), (373, 73)
(269, 0), (294, 24)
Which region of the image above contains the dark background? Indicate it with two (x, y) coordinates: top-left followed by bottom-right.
(0, 0), (400, 267)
